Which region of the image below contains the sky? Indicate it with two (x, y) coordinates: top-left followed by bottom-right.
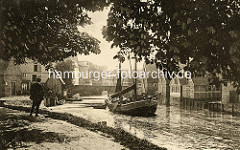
(77, 8), (119, 70)
(77, 7), (143, 70)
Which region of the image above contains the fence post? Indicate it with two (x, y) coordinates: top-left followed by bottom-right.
(222, 104), (224, 112)
(232, 104), (235, 115)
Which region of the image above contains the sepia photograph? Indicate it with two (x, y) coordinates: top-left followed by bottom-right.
(0, 0), (240, 149)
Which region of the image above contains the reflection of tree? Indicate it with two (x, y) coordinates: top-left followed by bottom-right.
(166, 106), (171, 131)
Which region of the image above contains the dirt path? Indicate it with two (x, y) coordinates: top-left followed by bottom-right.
(28, 119), (127, 150)
(0, 107), (127, 150)
(2, 103), (166, 150)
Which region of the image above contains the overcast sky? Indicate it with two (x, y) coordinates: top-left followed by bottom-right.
(77, 8), (119, 70)
(77, 7), (143, 70)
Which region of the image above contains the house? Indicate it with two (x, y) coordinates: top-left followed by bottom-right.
(157, 76), (183, 97)
(0, 58), (50, 97)
(158, 74), (221, 101)
(182, 77), (221, 101)
(78, 61), (92, 85)
(44, 70), (66, 98)
(19, 59), (49, 83)
(72, 60), (93, 85)
(158, 75), (188, 105)
(0, 59), (22, 97)
(18, 59), (49, 94)
(71, 57), (111, 86)
(170, 78), (188, 97)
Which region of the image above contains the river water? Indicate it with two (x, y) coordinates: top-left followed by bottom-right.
(51, 98), (240, 149)
(112, 105), (240, 149)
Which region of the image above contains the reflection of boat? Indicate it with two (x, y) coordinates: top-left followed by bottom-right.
(106, 54), (158, 116)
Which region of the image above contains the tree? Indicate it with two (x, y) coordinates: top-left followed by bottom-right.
(0, 0), (109, 65)
(103, 0), (240, 105)
(55, 58), (74, 89)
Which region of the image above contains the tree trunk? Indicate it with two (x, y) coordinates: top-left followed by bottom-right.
(0, 0), (3, 55)
(165, 79), (171, 106)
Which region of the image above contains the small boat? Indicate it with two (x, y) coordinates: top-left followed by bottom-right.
(106, 54), (158, 116)
(106, 94), (158, 116)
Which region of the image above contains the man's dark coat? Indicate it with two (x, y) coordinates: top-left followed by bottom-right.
(30, 82), (44, 101)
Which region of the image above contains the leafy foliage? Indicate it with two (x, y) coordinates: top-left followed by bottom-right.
(55, 59), (74, 88)
(0, 0), (109, 65)
(103, 0), (240, 90)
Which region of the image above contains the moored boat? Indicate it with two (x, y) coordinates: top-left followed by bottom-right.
(106, 54), (158, 116)
(106, 95), (158, 116)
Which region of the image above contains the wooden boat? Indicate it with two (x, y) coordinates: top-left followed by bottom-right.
(106, 95), (158, 116)
(106, 55), (158, 116)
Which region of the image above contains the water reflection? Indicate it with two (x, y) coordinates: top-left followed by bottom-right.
(64, 99), (240, 149)
(111, 103), (240, 149)
(165, 106), (170, 131)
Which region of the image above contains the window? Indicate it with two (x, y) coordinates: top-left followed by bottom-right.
(34, 64), (38, 72)
(22, 73), (27, 78)
(32, 75), (37, 81)
(22, 83), (28, 90)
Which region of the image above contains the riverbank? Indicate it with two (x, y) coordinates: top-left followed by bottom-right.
(1, 102), (166, 150)
(2, 97), (240, 149)
(0, 107), (128, 150)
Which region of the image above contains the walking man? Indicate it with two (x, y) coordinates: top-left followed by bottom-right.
(30, 78), (44, 117)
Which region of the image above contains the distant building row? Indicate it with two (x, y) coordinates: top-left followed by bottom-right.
(0, 59), (48, 97)
(0, 59), (239, 104)
(0, 57), (114, 97)
(145, 64), (239, 104)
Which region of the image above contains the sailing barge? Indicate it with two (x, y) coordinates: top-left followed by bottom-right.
(106, 57), (158, 116)
(106, 93), (158, 116)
